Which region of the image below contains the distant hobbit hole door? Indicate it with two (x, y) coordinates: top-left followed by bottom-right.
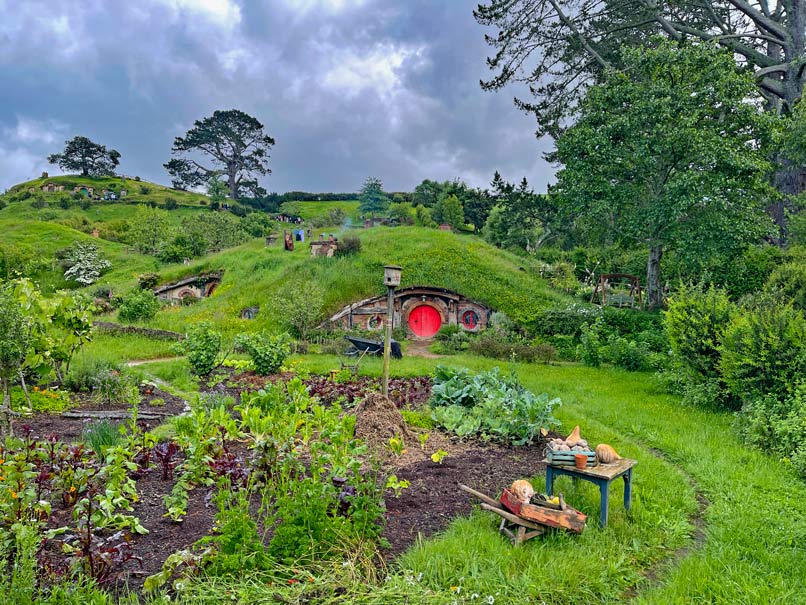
(408, 305), (442, 338)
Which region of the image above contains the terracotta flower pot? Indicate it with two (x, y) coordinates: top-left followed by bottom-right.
(574, 453), (588, 470)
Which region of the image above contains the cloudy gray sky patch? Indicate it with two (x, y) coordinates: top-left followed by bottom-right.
(0, 0), (553, 193)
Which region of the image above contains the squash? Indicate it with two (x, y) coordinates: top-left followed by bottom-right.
(566, 425), (582, 446)
(595, 443), (621, 464)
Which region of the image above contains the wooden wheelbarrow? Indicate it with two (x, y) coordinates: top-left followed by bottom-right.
(459, 484), (586, 546)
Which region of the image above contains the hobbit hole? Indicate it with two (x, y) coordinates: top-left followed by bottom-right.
(328, 286), (490, 339)
(153, 272), (223, 303)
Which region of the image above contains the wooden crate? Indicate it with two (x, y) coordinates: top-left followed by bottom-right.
(545, 450), (596, 466)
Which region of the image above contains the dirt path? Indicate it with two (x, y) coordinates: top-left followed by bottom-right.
(624, 447), (709, 600)
(126, 356), (183, 367)
(406, 340), (442, 359)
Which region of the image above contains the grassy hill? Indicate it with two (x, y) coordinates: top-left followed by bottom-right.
(5, 174), (209, 206)
(98, 226), (569, 335)
(1, 175), (571, 336)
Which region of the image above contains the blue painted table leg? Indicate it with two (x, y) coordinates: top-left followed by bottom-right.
(546, 467), (555, 497)
(623, 469), (632, 511)
(599, 480), (609, 528)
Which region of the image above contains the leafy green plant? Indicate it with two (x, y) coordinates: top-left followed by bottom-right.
(116, 289), (160, 323)
(234, 331), (289, 376)
(82, 420), (121, 456)
(387, 435), (404, 457)
(430, 449), (448, 464)
(577, 320), (603, 367)
(180, 322), (225, 378)
(385, 475), (410, 498)
(429, 366), (560, 445)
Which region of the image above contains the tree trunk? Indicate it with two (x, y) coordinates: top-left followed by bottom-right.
(0, 378), (13, 439)
(771, 159), (806, 245)
(646, 244), (663, 309)
(19, 371), (32, 412)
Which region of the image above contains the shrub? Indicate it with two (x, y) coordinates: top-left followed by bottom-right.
(164, 197), (178, 210)
(535, 303), (601, 337)
(429, 366), (560, 445)
(117, 289), (161, 323)
(577, 320), (603, 367)
(665, 283), (732, 380)
(719, 299), (806, 404)
(740, 385), (806, 477)
(273, 283), (324, 341)
(467, 334), (536, 362)
(335, 234), (362, 256)
(181, 322), (224, 377)
(603, 337), (651, 371)
(534, 342), (557, 364)
(137, 273), (159, 290)
(92, 368), (141, 405)
(547, 261), (579, 293)
(65, 357), (120, 392)
(234, 332), (290, 376)
(764, 263), (806, 311)
(60, 242), (111, 286)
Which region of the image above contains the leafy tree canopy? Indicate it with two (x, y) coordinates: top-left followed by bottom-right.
(553, 40), (776, 308)
(165, 109), (274, 200)
(47, 136), (120, 177)
(476, 0), (806, 139)
(358, 177), (390, 218)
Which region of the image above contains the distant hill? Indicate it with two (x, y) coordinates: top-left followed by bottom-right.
(1, 175), (570, 334)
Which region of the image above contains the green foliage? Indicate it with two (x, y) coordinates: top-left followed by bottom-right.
(665, 283), (733, 380)
(273, 282), (324, 341)
(764, 263), (806, 311)
(128, 205), (171, 255)
(65, 357), (120, 392)
(47, 135), (120, 177)
(719, 299), (806, 404)
(92, 368), (141, 406)
(60, 241), (111, 286)
(429, 366), (560, 445)
(740, 385), (806, 476)
(234, 331), (289, 375)
(577, 320), (602, 367)
(335, 234), (362, 256)
(0, 286), (32, 403)
(554, 40), (775, 307)
(358, 177), (389, 217)
(433, 194), (464, 229)
(116, 289), (160, 323)
(82, 419), (121, 455)
(181, 322), (224, 377)
(535, 303), (601, 337)
(415, 204), (436, 227)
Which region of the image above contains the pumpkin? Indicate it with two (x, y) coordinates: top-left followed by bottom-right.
(510, 479), (535, 504)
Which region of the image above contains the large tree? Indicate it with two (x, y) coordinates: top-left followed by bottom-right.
(553, 41), (775, 308)
(164, 109), (274, 200)
(475, 0), (806, 235)
(48, 136), (120, 177)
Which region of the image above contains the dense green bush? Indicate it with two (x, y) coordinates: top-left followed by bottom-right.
(665, 284), (732, 380)
(719, 299), (806, 404)
(335, 234), (362, 256)
(764, 263), (806, 311)
(603, 337), (651, 371)
(429, 366), (560, 445)
(577, 320), (603, 367)
(535, 303), (601, 337)
(181, 322), (224, 377)
(234, 332), (290, 375)
(65, 357), (120, 392)
(116, 289), (161, 323)
(740, 385), (806, 476)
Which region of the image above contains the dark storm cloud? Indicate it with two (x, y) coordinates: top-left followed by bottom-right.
(0, 0), (553, 193)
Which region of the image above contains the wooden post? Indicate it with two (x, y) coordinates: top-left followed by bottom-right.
(382, 285), (394, 397)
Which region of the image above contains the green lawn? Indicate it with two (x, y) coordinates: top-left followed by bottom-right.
(265, 355), (804, 605)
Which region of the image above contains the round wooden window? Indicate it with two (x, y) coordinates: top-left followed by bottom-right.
(461, 310), (479, 330)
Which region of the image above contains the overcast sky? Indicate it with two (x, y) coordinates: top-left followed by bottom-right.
(0, 0), (554, 194)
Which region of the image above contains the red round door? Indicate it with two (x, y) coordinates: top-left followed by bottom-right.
(408, 305), (442, 337)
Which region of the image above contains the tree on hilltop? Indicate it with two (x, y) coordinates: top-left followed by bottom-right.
(164, 109), (274, 200)
(47, 136), (120, 177)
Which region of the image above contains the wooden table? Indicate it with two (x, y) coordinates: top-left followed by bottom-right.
(546, 458), (636, 528)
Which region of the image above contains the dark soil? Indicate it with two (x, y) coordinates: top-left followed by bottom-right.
(382, 439), (551, 559)
(19, 384), (553, 587)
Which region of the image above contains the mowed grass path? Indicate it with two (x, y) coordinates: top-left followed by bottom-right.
(293, 355), (806, 604)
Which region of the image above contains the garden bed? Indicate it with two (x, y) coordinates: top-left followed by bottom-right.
(16, 383), (551, 590)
